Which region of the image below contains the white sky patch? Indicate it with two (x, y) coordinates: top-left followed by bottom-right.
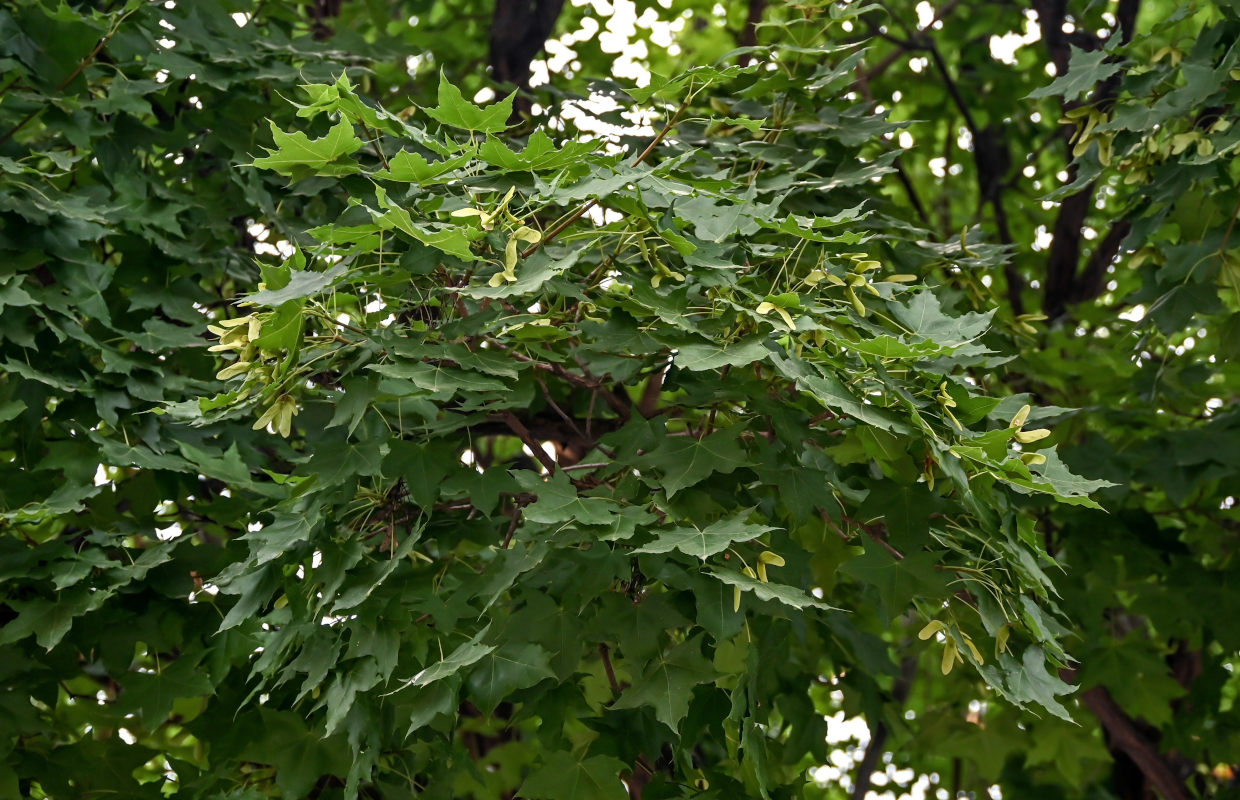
(1119, 304), (1146, 322)
(156, 523), (184, 541)
(915, 1), (935, 29)
(989, 11), (1042, 64)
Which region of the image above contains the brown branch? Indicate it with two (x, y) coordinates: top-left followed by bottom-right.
(501, 504), (522, 548)
(1079, 685), (1191, 800)
(737, 0), (768, 66)
(599, 643), (622, 696)
(850, 657), (916, 800)
(506, 349), (633, 419)
(1068, 220), (1131, 306)
(501, 410), (557, 474)
(853, 0), (963, 87)
(490, 0), (566, 118)
(824, 511), (905, 560)
(536, 376), (585, 435)
(1042, 179), (1093, 320)
(637, 367), (665, 419)
(1034, 0), (1142, 320)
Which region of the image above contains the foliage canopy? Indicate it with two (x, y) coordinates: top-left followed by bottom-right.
(1, 1), (1238, 799)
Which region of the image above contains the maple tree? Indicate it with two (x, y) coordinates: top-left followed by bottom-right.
(1, 1), (1238, 799)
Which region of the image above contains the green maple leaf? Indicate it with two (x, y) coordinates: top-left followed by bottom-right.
(369, 186), (478, 261)
(305, 438), (385, 487)
(118, 656), (214, 726)
(466, 642), (556, 713)
(0, 585), (111, 650)
(422, 70), (514, 133)
(1002, 450), (1116, 509)
(673, 335), (770, 371)
(374, 147), (476, 184)
(676, 190), (752, 242)
(612, 633), (719, 731)
(247, 710), (351, 799)
(245, 262), (347, 307)
(520, 751), (629, 800)
(635, 510), (776, 560)
(709, 568), (836, 611)
(639, 424), (749, 497)
(839, 546), (944, 618)
(394, 626), (495, 691)
(460, 247), (584, 299)
(252, 117), (363, 176)
(517, 471), (620, 525)
(478, 129), (600, 171)
(1027, 45), (1127, 101)
(889, 291), (993, 348)
(980, 646), (1075, 721)
(368, 360), (509, 396)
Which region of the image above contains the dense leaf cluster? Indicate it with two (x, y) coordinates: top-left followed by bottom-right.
(1, 1), (1238, 799)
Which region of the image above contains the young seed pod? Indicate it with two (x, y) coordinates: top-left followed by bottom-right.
(962, 635), (985, 665)
(996, 624), (1011, 656)
(941, 637), (959, 675)
(846, 287), (866, 316)
(758, 551), (785, 568)
(216, 360), (252, 381)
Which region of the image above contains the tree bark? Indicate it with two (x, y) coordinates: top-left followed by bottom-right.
(1031, 0), (1141, 320)
(1079, 686), (1190, 800)
(737, 0), (768, 66)
(489, 0), (566, 117)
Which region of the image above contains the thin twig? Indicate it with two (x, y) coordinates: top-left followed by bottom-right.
(0, 8), (135, 147)
(519, 95), (692, 260)
(599, 643), (622, 696)
(925, 42), (979, 136)
(501, 504), (522, 548)
(536, 376), (589, 444)
(359, 121), (390, 170)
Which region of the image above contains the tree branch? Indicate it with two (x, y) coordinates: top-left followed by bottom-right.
(850, 657), (916, 800)
(1033, 0), (1142, 320)
(502, 410), (558, 474)
(1079, 685), (1191, 800)
(737, 0), (768, 66)
(489, 0), (567, 118)
(1068, 220), (1131, 306)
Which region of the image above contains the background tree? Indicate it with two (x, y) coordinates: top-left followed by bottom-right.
(0, 2), (1237, 800)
